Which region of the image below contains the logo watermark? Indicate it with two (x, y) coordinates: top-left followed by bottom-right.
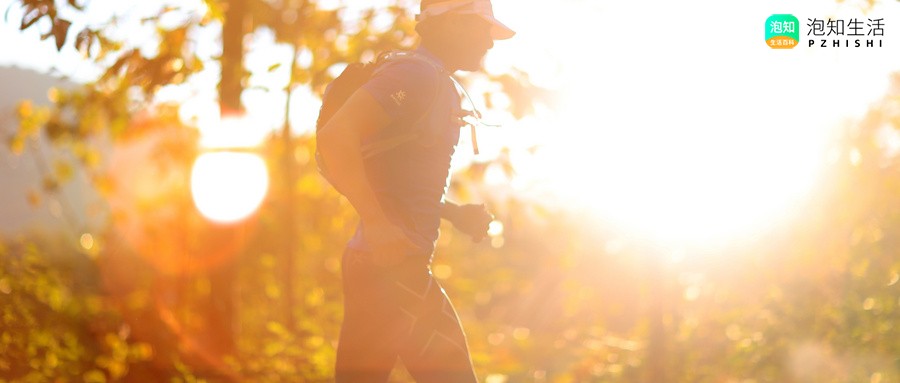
(766, 14), (800, 49)
(807, 18), (884, 47)
(765, 14), (886, 49)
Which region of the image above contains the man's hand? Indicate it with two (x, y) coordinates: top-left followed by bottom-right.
(363, 220), (423, 267)
(446, 203), (494, 243)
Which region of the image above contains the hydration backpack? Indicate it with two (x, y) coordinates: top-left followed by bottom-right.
(314, 51), (445, 183)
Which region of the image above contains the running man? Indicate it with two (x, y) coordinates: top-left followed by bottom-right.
(317, 0), (515, 381)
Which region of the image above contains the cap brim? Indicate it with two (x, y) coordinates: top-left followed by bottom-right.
(481, 15), (515, 40)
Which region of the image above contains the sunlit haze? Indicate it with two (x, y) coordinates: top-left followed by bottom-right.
(2, 0), (898, 242)
(3, 0), (900, 381)
(485, 0), (900, 246)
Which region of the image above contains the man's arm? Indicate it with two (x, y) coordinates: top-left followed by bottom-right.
(440, 200), (461, 222)
(317, 88), (419, 263)
(318, 89), (390, 225)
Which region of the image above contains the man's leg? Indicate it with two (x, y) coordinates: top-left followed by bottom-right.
(390, 260), (478, 383)
(335, 248), (413, 382)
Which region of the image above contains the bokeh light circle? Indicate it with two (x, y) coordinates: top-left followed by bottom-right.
(190, 152), (269, 224)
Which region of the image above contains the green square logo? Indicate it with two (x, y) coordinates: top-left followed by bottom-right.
(766, 14), (800, 49)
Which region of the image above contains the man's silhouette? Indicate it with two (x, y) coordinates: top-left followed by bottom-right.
(317, 0), (515, 381)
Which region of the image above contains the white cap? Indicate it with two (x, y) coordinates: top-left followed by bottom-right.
(418, 0), (516, 40)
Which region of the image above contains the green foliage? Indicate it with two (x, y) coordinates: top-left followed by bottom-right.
(0, 242), (153, 382)
(5, 80), (900, 381)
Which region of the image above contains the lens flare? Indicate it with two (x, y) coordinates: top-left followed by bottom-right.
(190, 152), (269, 224)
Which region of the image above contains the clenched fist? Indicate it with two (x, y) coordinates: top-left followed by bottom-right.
(447, 204), (494, 243)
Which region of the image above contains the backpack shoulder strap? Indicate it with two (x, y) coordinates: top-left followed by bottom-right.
(360, 51), (447, 159)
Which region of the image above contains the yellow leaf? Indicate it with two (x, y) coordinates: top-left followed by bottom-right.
(55, 161), (74, 183)
(265, 284), (280, 299)
(83, 370), (106, 383)
(8, 136), (25, 155)
(47, 87), (60, 103)
(264, 342), (285, 356)
(305, 336), (324, 349)
(16, 100), (33, 119)
(130, 343), (154, 360)
(91, 175), (115, 196)
(107, 360), (127, 380)
(266, 322), (290, 338)
(45, 352), (58, 368)
(305, 289), (324, 307)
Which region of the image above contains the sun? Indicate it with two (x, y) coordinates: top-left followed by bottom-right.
(186, 113), (271, 224)
(191, 151), (269, 224)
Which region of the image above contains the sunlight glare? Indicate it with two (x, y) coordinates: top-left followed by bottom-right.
(191, 152), (269, 224)
(486, 0), (899, 246)
(195, 114), (270, 149)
